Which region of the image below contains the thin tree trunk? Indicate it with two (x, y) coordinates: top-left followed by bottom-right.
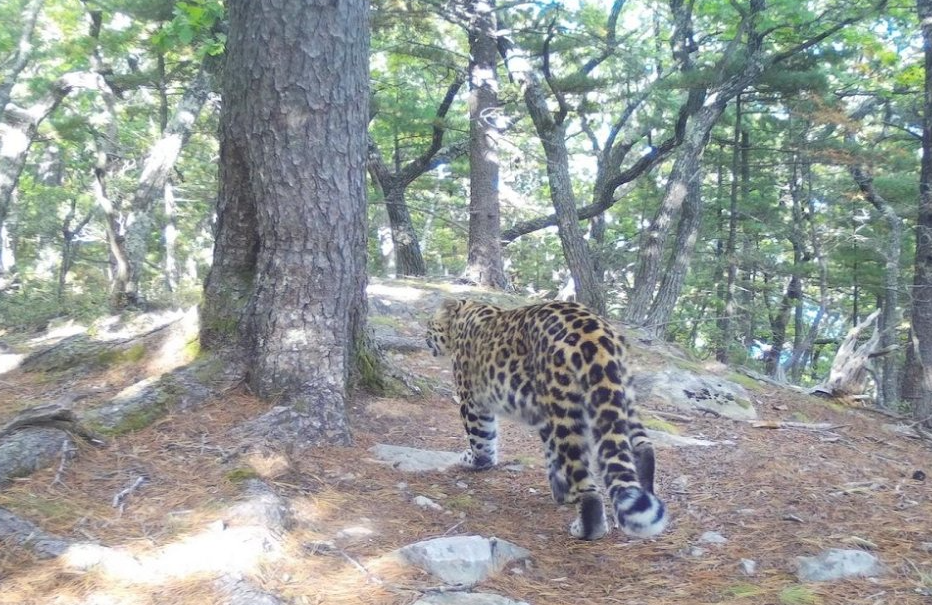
(523, 74), (604, 313)
(905, 0), (932, 423)
(162, 180), (178, 294)
(0, 0), (46, 114)
(643, 169), (703, 336)
(464, 0), (507, 288)
(367, 77), (464, 278)
(121, 65), (211, 305)
(625, 100), (725, 326)
(717, 99), (744, 362)
(0, 73), (95, 273)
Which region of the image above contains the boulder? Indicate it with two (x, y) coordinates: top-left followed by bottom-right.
(796, 548), (884, 582)
(637, 368), (757, 420)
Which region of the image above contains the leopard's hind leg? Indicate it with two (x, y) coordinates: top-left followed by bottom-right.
(591, 391), (667, 538)
(547, 403), (608, 540)
(538, 421), (570, 504)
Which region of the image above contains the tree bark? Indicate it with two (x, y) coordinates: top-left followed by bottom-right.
(642, 168), (703, 336)
(0, 72), (96, 273)
(905, 0), (932, 423)
(523, 73), (605, 314)
(717, 99), (744, 363)
(200, 0), (369, 446)
(463, 0), (507, 288)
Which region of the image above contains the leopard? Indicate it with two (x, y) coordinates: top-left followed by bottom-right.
(425, 298), (667, 541)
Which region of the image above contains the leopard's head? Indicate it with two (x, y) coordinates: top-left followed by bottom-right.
(425, 298), (460, 357)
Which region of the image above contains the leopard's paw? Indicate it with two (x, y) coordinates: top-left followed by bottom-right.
(459, 450), (496, 471)
(569, 493), (607, 540)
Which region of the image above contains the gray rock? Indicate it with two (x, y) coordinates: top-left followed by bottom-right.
(412, 593), (530, 605)
(645, 429), (717, 447)
(336, 526), (375, 541)
(637, 368), (757, 420)
(740, 559), (757, 576)
(0, 505), (71, 558)
(796, 549), (884, 582)
(0, 427), (73, 486)
(395, 535), (531, 587)
(699, 531), (728, 545)
(370, 444), (463, 472)
(414, 495), (443, 511)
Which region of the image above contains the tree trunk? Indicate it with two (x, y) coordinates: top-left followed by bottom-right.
(812, 310), (886, 403)
(523, 73), (605, 314)
(0, 72), (95, 273)
(0, 0), (46, 114)
(381, 185), (426, 277)
(643, 169), (703, 336)
(625, 100), (724, 326)
(849, 160), (903, 405)
(367, 77), (464, 278)
(717, 100), (744, 362)
(200, 0), (369, 446)
(765, 164), (807, 378)
(464, 0), (507, 288)
(905, 0), (932, 423)
(120, 65), (212, 305)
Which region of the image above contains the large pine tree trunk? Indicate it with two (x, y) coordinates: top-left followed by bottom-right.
(905, 0), (932, 423)
(200, 0), (369, 445)
(464, 0), (507, 289)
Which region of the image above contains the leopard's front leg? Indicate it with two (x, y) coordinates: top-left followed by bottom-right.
(458, 398), (498, 470)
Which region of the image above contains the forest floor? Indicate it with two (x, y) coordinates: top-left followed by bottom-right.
(0, 281), (931, 605)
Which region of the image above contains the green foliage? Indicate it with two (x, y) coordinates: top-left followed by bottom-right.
(778, 585), (822, 605)
(150, 0), (225, 57)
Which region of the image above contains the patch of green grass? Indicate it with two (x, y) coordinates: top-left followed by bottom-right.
(225, 467), (260, 483)
(779, 585), (822, 605)
(671, 357), (705, 374)
(97, 342), (148, 367)
(722, 582), (763, 599)
(368, 315), (404, 330)
(642, 416), (681, 435)
(444, 493), (476, 511)
(726, 371), (765, 392)
(2, 493), (79, 521)
(182, 337), (201, 360)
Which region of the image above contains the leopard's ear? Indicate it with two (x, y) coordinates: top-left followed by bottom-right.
(441, 298), (461, 312)
(435, 298), (462, 320)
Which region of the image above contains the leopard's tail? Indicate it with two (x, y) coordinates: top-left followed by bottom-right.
(612, 485), (667, 538)
(592, 393), (668, 539)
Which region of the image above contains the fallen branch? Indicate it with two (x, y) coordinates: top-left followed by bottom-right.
(51, 439), (74, 486)
(750, 421), (846, 431)
(695, 406), (722, 418)
(112, 475), (147, 513)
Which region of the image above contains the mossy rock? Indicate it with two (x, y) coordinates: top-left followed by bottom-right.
(642, 416), (681, 435)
